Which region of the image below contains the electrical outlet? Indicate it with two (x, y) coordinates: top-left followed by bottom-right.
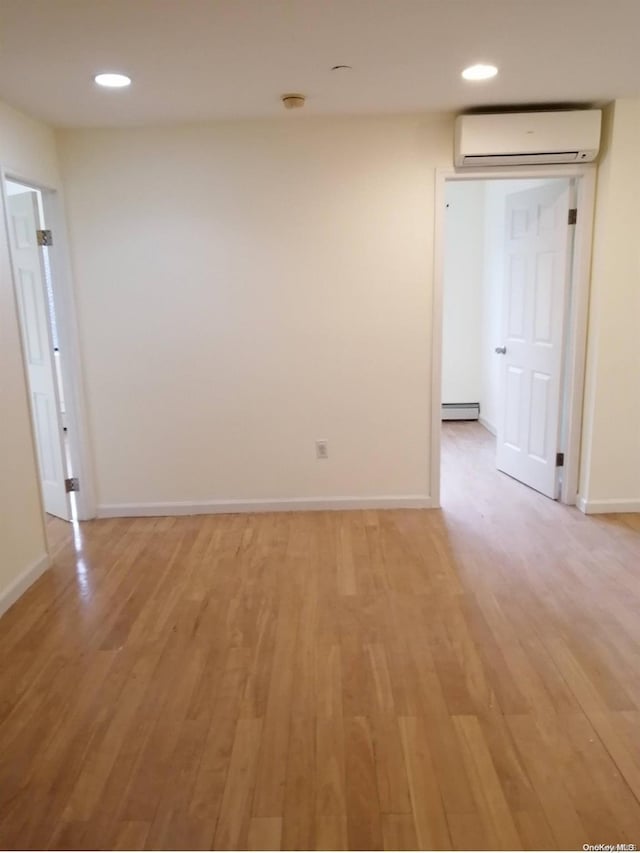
(316, 440), (328, 460)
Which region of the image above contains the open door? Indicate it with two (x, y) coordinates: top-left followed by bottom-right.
(495, 180), (572, 499)
(7, 189), (71, 520)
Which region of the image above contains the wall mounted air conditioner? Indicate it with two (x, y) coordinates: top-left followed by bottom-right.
(454, 110), (601, 167)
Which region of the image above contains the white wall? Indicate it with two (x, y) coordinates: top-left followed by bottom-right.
(580, 101), (640, 511)
(49, 103), (640, 518)
(442, 181), (484, 404)
(57, 115), (453, 511)
(0, 100), (60, 613)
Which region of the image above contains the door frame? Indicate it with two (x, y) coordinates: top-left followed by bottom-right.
(1, 168), (96, 521)
(431, 164), (597, 508)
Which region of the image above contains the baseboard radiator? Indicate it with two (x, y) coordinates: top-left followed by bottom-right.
(441, 402), (480, 421)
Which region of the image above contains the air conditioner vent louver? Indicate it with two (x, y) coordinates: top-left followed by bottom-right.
(462, 151), (581, 167)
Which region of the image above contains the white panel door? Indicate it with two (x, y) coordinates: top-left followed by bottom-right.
(496, 181), (571, 499)
(7, 190), (70, 520)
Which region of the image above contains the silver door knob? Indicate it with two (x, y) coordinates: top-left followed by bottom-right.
(495, 346), (507, 354)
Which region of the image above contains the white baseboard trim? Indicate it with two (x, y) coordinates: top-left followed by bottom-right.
(577, 496), (640, 515)
(0, 552), (50, 619)
(97, 495), (436, 518)
(478, 416), (497, 436)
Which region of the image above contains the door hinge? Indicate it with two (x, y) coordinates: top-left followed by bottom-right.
(65, 477), (79, 493)
(556, 452), (565, 468)
(36, 229), (53, 246)
(568, 208), (577, 226)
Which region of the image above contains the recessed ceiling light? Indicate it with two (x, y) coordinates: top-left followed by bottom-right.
(462, 63), (498, 81)
(94, 72), (131, 88)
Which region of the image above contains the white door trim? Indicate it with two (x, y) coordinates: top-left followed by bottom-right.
(1, 168), (97, 521)
(431, 164), (596, 508)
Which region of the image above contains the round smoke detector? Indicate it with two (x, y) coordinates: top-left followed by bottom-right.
(281, 93), (306, 110)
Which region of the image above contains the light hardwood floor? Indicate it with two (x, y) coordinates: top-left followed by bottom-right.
(1, 422), (639, 850)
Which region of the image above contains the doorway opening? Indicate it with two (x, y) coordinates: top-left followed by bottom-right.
(433, 168), (596, 508)
(3, 176), (91, 526)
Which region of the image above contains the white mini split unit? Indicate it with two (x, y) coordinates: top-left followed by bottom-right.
(454, 109), (602, 167)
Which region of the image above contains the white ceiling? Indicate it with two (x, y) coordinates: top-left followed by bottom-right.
(0, 0), (639, 127)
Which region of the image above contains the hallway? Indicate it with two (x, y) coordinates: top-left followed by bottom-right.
(0, 425), (639, 849)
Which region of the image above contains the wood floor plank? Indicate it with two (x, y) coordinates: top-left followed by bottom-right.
(407, 654), (477, 815)
(143, 719), (211, 849)
(452, 714), (522, 850)
(212, 717), (263, 850)
(112, 821), (150, 850)
(189, 648), (252, 823)
(398, 715), (452, 850)
(369, 713), (412, 815)
(314, 815), (348, 850)
(248, 817), (282, 851)
(448, 811), (491, 851)
(381, 813), (419, 851)
(505, 713), (588, 849)
(561, 710), (640, 843)
(513, 809), (557, 851)
(281, 715), (316, 850)
(589, 710), (640, 802)
(344, 715), (383, 851)
(47, 820), (89, 851)
(315, 713), (346, 817)
(251, 591), (299, 818)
